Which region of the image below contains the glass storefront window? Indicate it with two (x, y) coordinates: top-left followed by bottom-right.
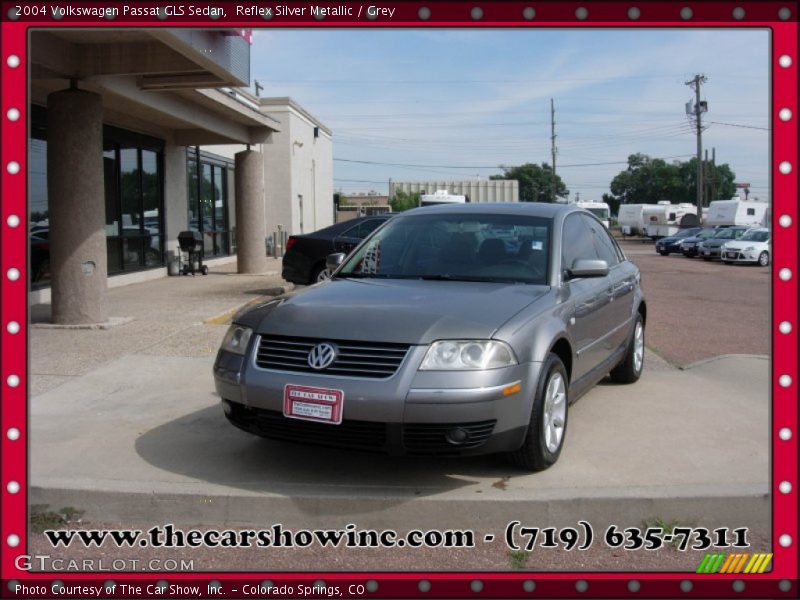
(186, 148), (231, 258)
(28, 105), (165, 286)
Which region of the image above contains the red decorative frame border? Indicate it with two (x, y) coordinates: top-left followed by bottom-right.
(1, 2), (797, 598)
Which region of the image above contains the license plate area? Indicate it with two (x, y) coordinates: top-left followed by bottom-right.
(727, 252), (737, 258)
(283, 384), (344, 425)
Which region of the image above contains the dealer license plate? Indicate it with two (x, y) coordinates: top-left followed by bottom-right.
(727, 252), (737, 259)
(283, 384), (344, 425)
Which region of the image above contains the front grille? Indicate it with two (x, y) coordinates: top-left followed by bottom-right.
(403, 420), (497, 455)
(227, 405), (387, 451)
(255, 335), (410, 378)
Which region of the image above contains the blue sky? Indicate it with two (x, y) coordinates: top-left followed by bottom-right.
(250, 28), (770, 202)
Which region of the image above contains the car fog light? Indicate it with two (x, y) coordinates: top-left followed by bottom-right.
(445, 427), (470, 445)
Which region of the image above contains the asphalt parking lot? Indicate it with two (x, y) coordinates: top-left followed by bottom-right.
(619, 239), (770, 366)
(26, 247), (771, 571)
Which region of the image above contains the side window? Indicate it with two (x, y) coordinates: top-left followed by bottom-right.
(355, 219), (385, 239)
(582, 215), (620, 267)
(561, 214), (599, 270)
(342, 219), (385, 240)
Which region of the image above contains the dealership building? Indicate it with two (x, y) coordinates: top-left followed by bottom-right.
(29, 29), (332, 324)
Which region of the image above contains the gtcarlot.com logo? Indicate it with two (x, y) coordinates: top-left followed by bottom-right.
(15, 555), (194, 571)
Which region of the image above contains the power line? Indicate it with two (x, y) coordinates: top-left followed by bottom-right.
(707, 121), (769, 131)
(333, 154), (695, 170)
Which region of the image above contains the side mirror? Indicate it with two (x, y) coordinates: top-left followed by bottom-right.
(326, 252), (346, 272)
(567, 259), (609, 279)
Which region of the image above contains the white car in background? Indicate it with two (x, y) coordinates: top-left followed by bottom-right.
(720, 228), (770, 266)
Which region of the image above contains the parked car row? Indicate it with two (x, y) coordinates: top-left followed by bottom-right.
(655, 226), (770, 266)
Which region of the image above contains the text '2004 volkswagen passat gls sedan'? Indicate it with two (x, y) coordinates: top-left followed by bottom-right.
(214, 203), (646, 471)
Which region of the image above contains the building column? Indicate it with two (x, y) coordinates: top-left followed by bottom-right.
(47, 88), (108, 324)
(234, 149), (267, 273)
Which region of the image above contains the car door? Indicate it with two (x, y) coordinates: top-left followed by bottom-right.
(582, 214), (636, 355)
(561, 213), (615, 382)
(333, 219), (385, 254)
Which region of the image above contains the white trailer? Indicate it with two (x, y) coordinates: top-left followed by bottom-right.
(576, 200), (611, 228)
(617, 204), (647, 236)
(645, 203), (700, 239)
(704, 199), (769, 227)
(420, 189), (467, 207)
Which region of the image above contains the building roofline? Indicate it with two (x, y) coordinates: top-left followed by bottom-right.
(258, 96), (332, 136)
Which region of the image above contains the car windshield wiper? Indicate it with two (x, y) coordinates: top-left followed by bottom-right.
(336, 272), (395, 279)
(417, 274), (525, 284)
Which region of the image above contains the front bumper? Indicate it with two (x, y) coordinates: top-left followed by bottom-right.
(214, 345), (539, 456)
(721, 249), (757, 263)
(701, 246), (722, 258)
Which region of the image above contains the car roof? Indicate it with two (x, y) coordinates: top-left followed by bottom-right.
(401, 202), (578, 218)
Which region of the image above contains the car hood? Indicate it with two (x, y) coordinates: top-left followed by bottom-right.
(722, 240), (768, 250)
(703, 238), (732, 247)
(237, 278), (550, 344)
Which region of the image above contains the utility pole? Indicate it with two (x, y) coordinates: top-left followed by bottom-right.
(550, 98), (557, 202)
(710, 147), (717, 202)
(685, 74), (707, 219)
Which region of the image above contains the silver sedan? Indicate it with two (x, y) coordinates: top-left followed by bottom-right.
(214, 203), (646, 471)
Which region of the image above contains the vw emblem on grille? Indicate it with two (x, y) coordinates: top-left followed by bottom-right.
(308, 342), (337, 370)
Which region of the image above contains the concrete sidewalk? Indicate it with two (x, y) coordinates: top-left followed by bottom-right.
(28, 263), (770, 534)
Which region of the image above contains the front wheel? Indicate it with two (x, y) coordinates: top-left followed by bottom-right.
(659, 251), (668, 256)
(610, 313), (645, 384)
(311, 264), (333, 283)
(758, 251), (769, 267)
(508, 355), (568, 471)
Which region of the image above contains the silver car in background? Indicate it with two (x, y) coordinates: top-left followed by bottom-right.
(214, 203), (647, 471)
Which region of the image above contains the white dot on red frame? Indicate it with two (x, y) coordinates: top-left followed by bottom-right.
(779, 375), (793, 388)
(6, 534), (19, 547)
(7, 321), (21, 335)
(778, 321), (792, 334)
(779, 161), (793, 175)
(7, 268), (20, 281)
(779, 108), (792, 121)
(779, 268), (792, 281)
(6, 161), (20, 175)
(7, 374), (20, 388)
(6, 481), (20, 494)
(779, 481), (792, 494)
(778, 55), (792, 68)
(7, 428), (20, 441)
(779, 214), (792, 228)
(778, 534), (792, 547)
(6, 108), (20, 121)
(779, 428), (792, 441)
(6, 55), (21, 68)
(6, 214), (20, 228)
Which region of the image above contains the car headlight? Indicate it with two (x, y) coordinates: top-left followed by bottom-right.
(221, 325), (253, 355)
(743, 246), (755, 252)
(419, 340), (518, 371)
(697, 242), (705, 249)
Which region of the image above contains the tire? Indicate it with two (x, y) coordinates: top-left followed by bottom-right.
(758, 251), (769, 267)
(508, 354), (569, 471)
(702, 256), (711, 261)
(659, 251), (668, 256)
(610, 313), (645, 384)
(311, 263), (332, 283)
(201, 265), (209, 275)
(723, 261), (731, 265)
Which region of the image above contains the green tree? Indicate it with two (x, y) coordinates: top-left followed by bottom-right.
(390, 190), (420, 212)
(490, 162), (568, 202)
(608, 153), (736, 207)
(601, 193), (620, 218)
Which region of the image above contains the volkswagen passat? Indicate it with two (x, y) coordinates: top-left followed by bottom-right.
(214, 203), (646, 471)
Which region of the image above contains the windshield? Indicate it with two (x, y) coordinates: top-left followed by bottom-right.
(337, 213), (552, 285)
(712, 228), (741, 240)
(675, 228), (700, 239)
(697, 229), (717, 239)
(739, 230), (769, 242)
